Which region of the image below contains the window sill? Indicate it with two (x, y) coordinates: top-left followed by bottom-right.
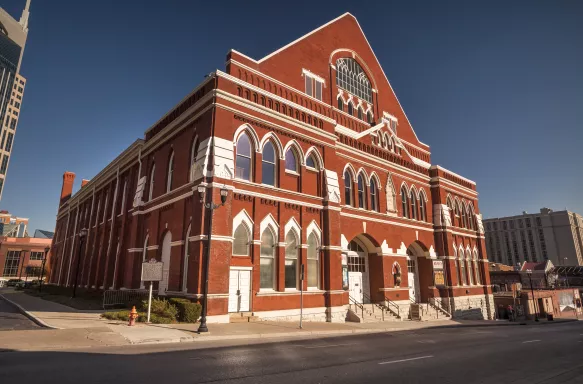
(285, 170), (300, 176)
(306, 167), (319, 173)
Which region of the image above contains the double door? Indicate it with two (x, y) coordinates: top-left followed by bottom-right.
(228, 269), (251, 313)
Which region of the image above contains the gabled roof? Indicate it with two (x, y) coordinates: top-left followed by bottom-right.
(231, 12), (429, 149)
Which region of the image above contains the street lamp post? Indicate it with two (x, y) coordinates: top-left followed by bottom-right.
(72, 228), (88, 298)
(197, 185), (229, 333)
(38, 246), (50, 293)
(526, 269), (539, 322)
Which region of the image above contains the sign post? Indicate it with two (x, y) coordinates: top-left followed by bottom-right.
(141, 258), (163, 323)
(299, 264), (304, 329)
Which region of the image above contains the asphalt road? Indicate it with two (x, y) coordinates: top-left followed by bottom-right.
(0, 297), (39, 331)
(1, 321), (583, 383)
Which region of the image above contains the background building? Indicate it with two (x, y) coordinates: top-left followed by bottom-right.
(0, 0), (31, 200)
(0, 234), (51, 282)
(484, 208), (583, 267)
(49, 13), (493, 322)
(0, 210), (28, 237)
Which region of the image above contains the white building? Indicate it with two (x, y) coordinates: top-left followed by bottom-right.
(484, 208), (583, 267)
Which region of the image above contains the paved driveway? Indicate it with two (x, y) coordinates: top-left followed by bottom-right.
(0, 297), (39, 331)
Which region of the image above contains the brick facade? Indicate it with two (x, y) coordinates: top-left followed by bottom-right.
(49, 13), (493, 322)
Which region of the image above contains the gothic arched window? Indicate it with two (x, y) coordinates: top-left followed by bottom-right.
(336, 58), (373, 103)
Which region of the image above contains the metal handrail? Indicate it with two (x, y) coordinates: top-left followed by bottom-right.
(428, 297), (451, 317)
(383, 296), (401, 319)
(362, 292), (386, 321)
(348, 295), (365, 320)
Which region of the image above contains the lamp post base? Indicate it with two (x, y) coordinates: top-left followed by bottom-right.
(197, 320), (209, 333)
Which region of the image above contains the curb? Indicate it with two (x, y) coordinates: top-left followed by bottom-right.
(0, 293), (61, 329)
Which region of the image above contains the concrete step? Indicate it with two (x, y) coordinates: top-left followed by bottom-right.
(229, 312), (259, 323)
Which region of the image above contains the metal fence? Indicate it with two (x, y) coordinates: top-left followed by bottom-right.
(103, 289), (150, 309)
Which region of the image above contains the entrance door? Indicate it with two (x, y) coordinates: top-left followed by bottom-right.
(407, 259), (420, 302)
(228, 269), (251, 313)
(349, 272), (364, 304)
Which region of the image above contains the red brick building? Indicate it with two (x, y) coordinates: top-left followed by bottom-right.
(49, 13), (493, 323)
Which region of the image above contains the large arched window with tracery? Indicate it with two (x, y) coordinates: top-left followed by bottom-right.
(336, 58), (373, 103)
(370, 178), (378, 212)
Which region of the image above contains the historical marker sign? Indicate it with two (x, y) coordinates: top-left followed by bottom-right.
(141, 258), (163, 282)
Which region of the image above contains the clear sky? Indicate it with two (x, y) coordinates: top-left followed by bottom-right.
(1, 0), (582, 232)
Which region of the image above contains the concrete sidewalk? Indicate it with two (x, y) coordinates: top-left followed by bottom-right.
(1, 288), (579, 351)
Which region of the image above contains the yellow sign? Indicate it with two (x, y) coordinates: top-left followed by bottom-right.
(434, 271), (445, 286)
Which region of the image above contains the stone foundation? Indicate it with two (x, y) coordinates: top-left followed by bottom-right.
(436, 294), (494, 320)
(252, 306), (348, 323)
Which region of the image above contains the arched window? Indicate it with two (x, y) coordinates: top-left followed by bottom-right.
(401, 186), (409, 218)
(447, 197), (454, 225)
(347, 102), (354, 116)
(306, 154), (318, 170)
(473, 250), (481, 285)
(419, 193), (427, 222)
(455, 201), (461, 226)
(467, 251), (474, 285)
(284, 231), (299, 289)
(336, 58), (372, 103)
(357, 107), (363, 120)
(357, 174), (366, 209)
(260, 228), (275, 289)
(235, 133), (252, 181)
(367, 111), (373, 124)
(182, 224), (191, 292)
(262, 141), (276, 186)
(468, 206), (475, 230)
(344, 171), (353, 206)
(140, 234), (149, 289)
(232, 224), (250, 256)
(410, 190), (417, 220)
(148, 164), (155, 201)
(388, 137), (394, 152)
(307, 233), (319, 289)
(189, 138), (198, 182)
(166, 151), (174, 193)
(337, 97), (344, 111)
(459, 249), (467, 285)
(285, 147), (298, 172)
(370, 178), (378, 212)
(461, 205), (468, 228)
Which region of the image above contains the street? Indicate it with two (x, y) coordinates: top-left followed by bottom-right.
(1, 321), (582, 383)
(0, 297), (39, 331)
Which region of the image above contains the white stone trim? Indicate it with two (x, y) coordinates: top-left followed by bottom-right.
(260, 213), (279, 243)
(232, 185), (323, 210)
(170, 240), (184, 246)
(336, 149), (430, 183)
(284, 216), (302, 239)
(216, 98), (336, 146)
(217, 71), (336, 124)
(302, 68), (326, 85)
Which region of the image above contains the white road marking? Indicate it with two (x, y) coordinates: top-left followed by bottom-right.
(379, 355), (434, 365)
(302, 343), (358, 349)
(522, 340), (541, 344)
(416, 340), (436, 344)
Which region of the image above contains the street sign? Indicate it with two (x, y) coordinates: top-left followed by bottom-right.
(141, 259), (163, 282)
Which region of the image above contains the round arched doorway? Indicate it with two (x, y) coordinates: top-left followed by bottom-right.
(407, 242), (427, 303)
(346, 238), (370, 304)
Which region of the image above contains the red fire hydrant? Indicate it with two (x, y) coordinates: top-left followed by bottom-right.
(128, 306), (139, 326)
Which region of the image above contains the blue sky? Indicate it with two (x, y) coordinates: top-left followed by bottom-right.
(1, 0), (582, 232)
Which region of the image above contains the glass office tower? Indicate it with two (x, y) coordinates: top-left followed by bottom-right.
(0, 1), (30, 200)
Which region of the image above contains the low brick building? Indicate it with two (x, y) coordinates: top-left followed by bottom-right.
(0, 236), (51, 281)
(48, 13), (493, 323)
